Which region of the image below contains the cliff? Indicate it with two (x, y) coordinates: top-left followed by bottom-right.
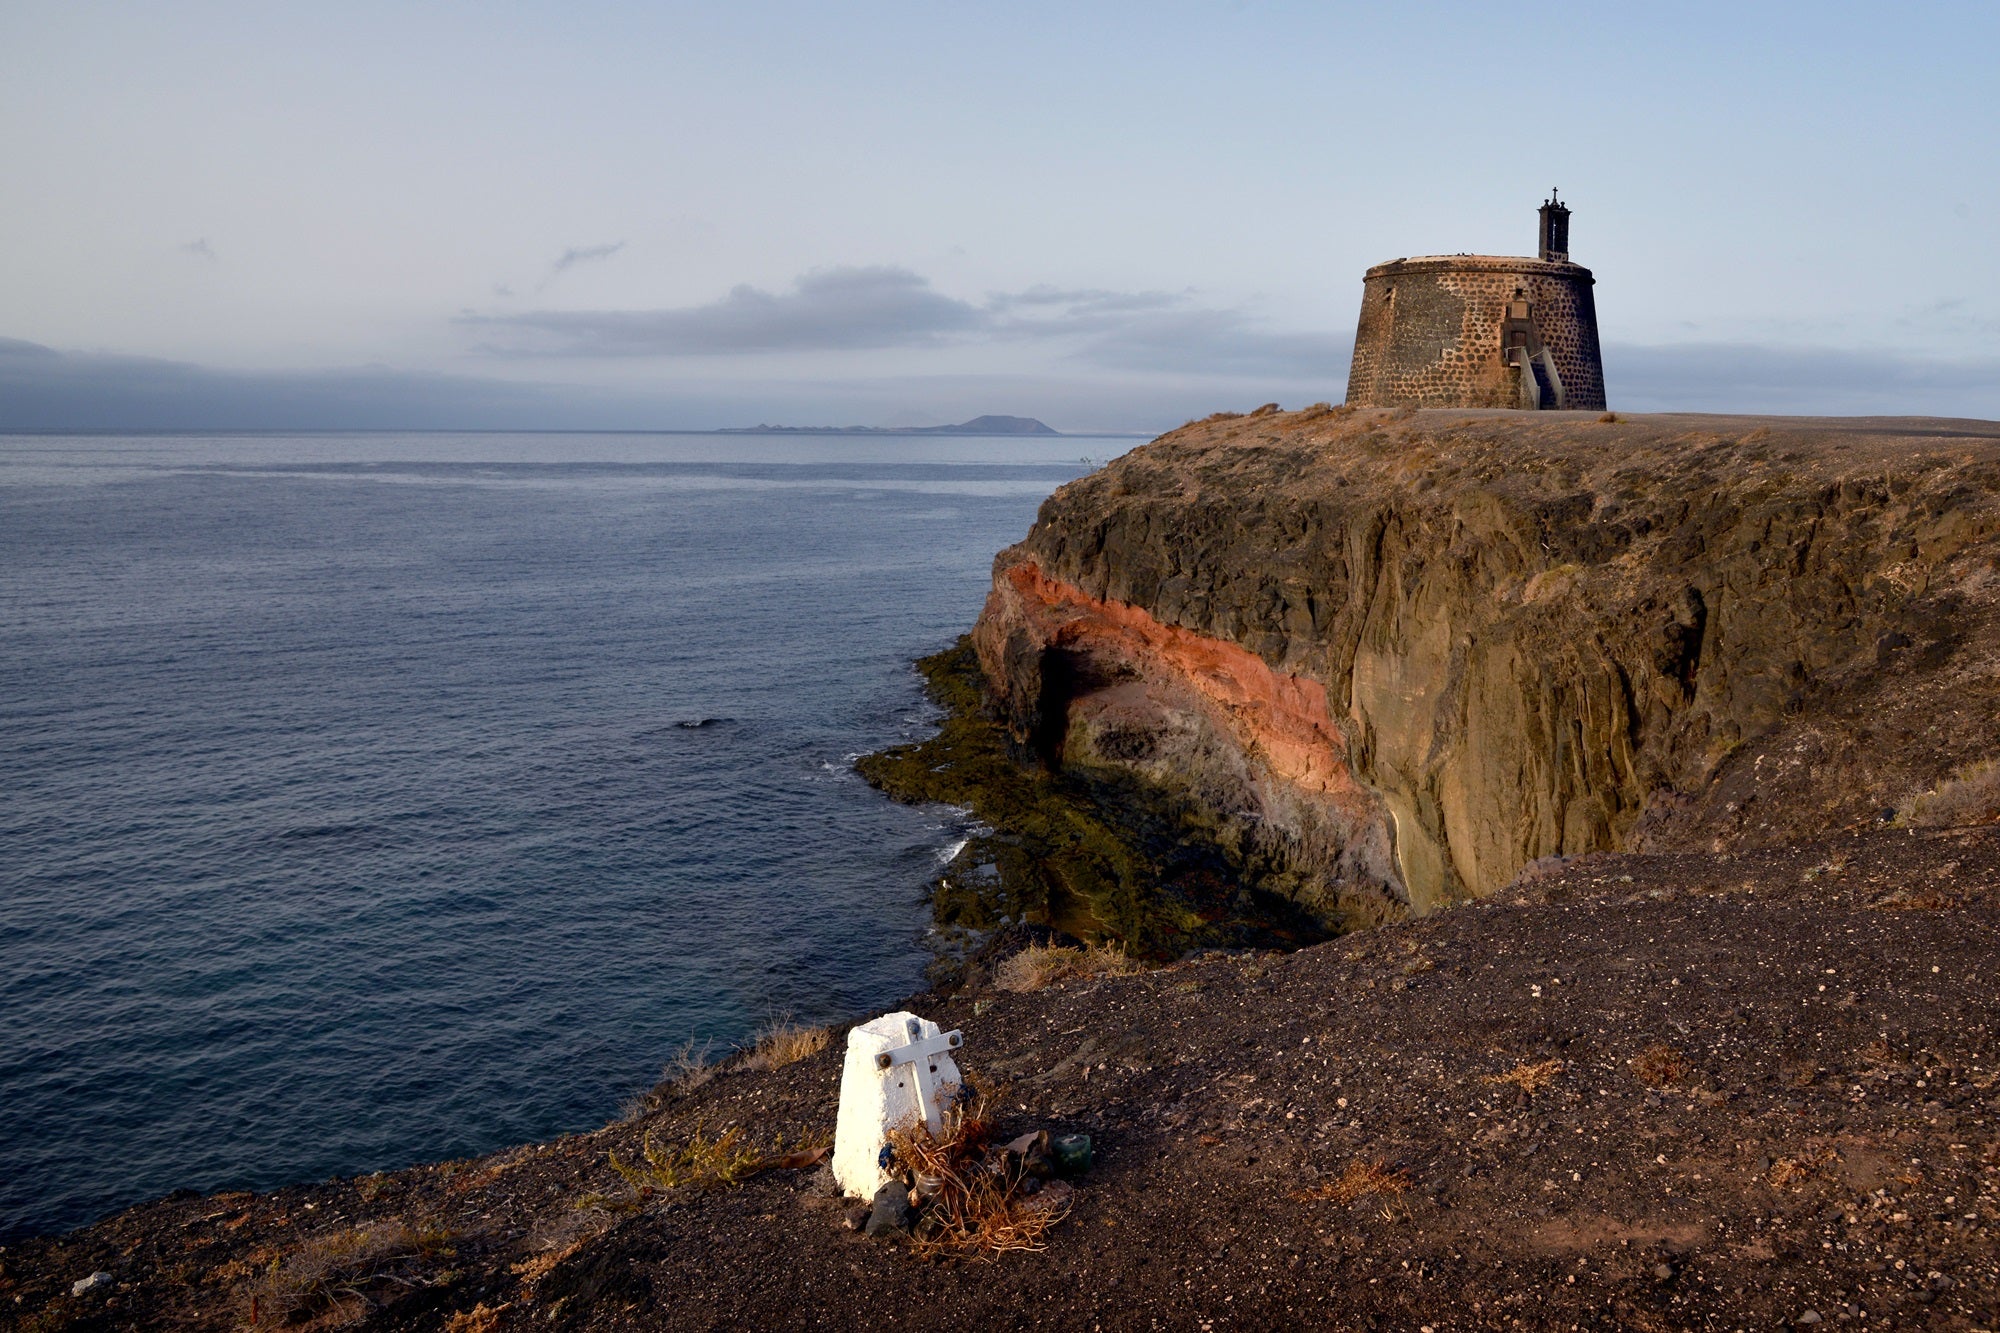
(968, 406), (2000, 931)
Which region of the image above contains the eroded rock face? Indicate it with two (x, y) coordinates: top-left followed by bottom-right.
(972, 407), (2000, 921)
(972, 559), (1400, 929)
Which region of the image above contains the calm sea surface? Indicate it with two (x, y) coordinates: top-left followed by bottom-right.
(0, 431), (1118, 1242)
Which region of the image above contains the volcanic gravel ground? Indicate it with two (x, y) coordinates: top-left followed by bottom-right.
(6, 826), (1998, 1331)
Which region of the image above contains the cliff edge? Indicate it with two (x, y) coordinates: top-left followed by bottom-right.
(972, 406), (2000, 928)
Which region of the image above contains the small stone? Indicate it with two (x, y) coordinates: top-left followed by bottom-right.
(1022, 1178), (1074, 1214)
(863, 1181), (916, 1239)
(70, 1273), (113, 1297)
(840, 1203), (872, 1232)
(1797, 1312), (1822, 1326)
(1652, 1263), (1675, 1281)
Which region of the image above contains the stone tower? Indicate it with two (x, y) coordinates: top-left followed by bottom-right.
(1345, 192), (1606, 411)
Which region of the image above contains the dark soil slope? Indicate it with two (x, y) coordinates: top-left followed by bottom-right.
(7, 828), (1997, 1330)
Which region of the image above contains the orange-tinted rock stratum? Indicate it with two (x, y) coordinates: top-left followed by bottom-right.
(972, 405), (2000, 923)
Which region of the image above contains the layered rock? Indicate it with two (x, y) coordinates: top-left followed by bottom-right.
(972, 406), (2000, 923)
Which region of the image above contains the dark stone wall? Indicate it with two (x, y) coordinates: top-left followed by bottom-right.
(1345, 256), (1606, 411)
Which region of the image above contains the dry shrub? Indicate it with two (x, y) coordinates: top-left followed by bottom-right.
(1902, 759), (2000, 828)
(444, 1303), (510, 1333)
(608, 1123), (761, 1195)
(1484, 1058), (1565, 1094)
(663, 1038), (717, 1090)
(886, 1103), (1072, 1260)
(1767, 1146), (1839, 1188)
(622, 1038), (718, 1118)
(591, 1124), (828, 1213)
(994, 942), (1142, 993)
(1291, 1159), (1409, 1204)
(1629, 1043), (1690, 1088)
(743, 1017), (830, 1071)
(251, 1221), (453, 1325)
(1598, 411), (1620, 423)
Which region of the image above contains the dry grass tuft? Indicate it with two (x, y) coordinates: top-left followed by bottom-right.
(1902, 759), (2000, 828)
(994, 942), (1143, 993)
(886, 1102), (1073, 1260)
(743, 1017), (830, 1071)
(250, 1221), (454, 1325)
(1629, 1043), (1690, 1088)
(1484, 1057), (1566, 1094)
(508, 1241), (582, 1288)
(1598, 411), (1620, 423)
(1767, 1146), (1839, 1188)
(1872, 886), (1957, 912)
(1291, 1159), (1410, 1205)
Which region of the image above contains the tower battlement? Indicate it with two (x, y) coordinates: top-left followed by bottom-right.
(1345, 194), (1606, 411)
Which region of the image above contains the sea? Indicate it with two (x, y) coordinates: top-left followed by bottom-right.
(0, 430), (1123, 1243)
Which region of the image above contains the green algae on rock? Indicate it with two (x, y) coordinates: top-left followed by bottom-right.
(856, 638), (1332, 962)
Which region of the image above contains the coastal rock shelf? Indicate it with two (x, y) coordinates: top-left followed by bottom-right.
(972, 406), (2000, 923)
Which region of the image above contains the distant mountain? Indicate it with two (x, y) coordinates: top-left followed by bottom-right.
(940, 415), (1061, 435)
(716, 414), (1060, 436)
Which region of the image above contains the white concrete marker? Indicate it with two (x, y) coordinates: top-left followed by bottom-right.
(831, 1011), (964, 1198)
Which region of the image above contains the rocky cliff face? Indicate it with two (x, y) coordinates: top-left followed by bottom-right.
(972, 406), (2000, 925)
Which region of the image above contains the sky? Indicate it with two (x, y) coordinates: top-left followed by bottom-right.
(2, 1), (1997, 432)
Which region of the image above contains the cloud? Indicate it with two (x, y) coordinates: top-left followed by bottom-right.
(458, 265), (1334, 376)
(1604, 342), (2000, 416)
(180, 238), (216, 261)
(464, 265), (986, 356)
(986, 286), (1188, 319)
(1075, 309), (1351, 378)
(550, 241), (625, 275)
(0, 338), (588, 431)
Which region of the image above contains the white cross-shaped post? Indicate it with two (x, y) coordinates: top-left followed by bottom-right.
(874, 1016), (964, 1136)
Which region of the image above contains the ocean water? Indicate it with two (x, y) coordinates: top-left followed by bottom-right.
(0, 431), (1116, 1243)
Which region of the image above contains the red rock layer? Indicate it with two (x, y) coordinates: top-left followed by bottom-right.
(973, 557), (1396, 919)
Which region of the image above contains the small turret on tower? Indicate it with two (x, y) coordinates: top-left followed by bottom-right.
(1538, 190), (1570, 262)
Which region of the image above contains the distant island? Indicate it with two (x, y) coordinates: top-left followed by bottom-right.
(716, 414), (1061, 437)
